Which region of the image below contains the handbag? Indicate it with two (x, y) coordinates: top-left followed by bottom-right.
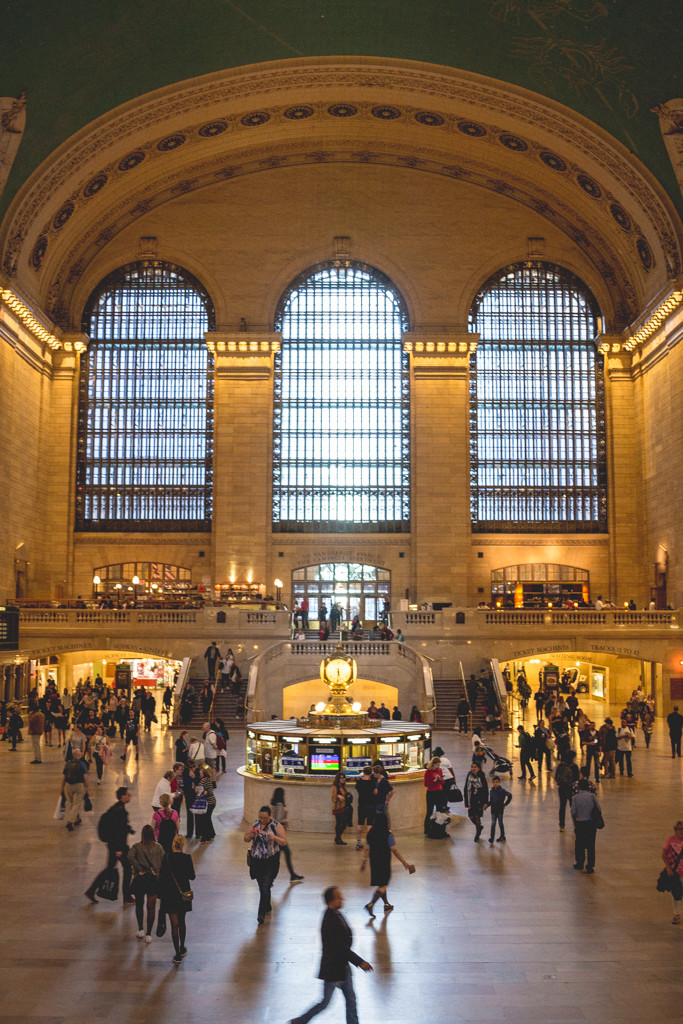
(191, 795), (208, 815)
(83, 793), (93, 812)
(448, 787), (464, 804)
(592, 803), (605, 830)
(95, 866), (120, 901)
(171, 869), (193, 904)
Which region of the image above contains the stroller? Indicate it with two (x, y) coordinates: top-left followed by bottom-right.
(479, 740), (513, 778)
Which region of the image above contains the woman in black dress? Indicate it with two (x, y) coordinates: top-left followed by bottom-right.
(361, 812), (415, 917)
(158, 834), (195, 965)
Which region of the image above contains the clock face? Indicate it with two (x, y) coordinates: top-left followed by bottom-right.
(326, 658), (352, 684)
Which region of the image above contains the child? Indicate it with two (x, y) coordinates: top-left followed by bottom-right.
(472, 741), (488, 770)
(486, 776), (512, 843)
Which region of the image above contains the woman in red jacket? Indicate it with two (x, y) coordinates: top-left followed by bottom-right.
(424, 756), (445, 835)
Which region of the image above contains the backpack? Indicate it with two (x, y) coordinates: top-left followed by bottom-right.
(97, 806), (116, 843)
(156, 811), (177, 848)
(64, 759), (84, 784)
(556, 763), (573, 788)
(216, 733), (227, 751)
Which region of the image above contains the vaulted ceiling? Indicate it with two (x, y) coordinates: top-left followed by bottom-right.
(1, 0), (682, 218)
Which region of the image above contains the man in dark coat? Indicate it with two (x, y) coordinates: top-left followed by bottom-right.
(668, 705), (683, 757)
(289, 887), (372, 1024)
(85, 787), (134, 904)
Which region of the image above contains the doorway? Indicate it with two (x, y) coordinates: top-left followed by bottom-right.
(292, 563), (390, 626)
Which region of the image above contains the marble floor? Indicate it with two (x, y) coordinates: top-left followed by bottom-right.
(1, 698), (681, 1024)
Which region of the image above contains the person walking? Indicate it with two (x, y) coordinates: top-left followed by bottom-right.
(583, 722), (601, 782)
(661, 820), (683, 925)
(486, 775), (512, 843)
(555, 750), (579, 832)
(204, 641), (220, 682)
(85, 787), (135, 905)
(28, 704), (45, 763)
(60, 748), (90, 830)
(289, 886), (372, 1024)
(270, 787), (304, 881)
(570, 778), (603, 874)
(640, 707), (655, 749)
(616, 722), (635, 777)
(331, 771), (349, 845)
(464, 761), (489, 842)
(354, 766), (376, 850)
(128, 824), (163, 943)
(244, 805), (287, 925)
(152, 793), (180, 855)
(599, 718), (618, 778)
(667, 705), (683, 758)
(423, 756), (445, 835)
(361, 812), (415, 916)
(456, 697), (470, 733)
(516, 724), (536, 780)
(194, 765), (217, 843)
(120, 709), (140, 761)
(158, 833), (196, 964)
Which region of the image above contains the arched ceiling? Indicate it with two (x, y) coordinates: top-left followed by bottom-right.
(1, 0), (682, 222)
(2, 58), (681, 332)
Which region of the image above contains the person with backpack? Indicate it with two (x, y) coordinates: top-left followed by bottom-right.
(212, 717), (229, 774)
(555, 750), (580, 832)
(7, 705), (24, 751)
(152, 793), (179, 855)
(516, 725), (536, 780)
(85, 787), (135, 905)
(60, 747), (90, 830)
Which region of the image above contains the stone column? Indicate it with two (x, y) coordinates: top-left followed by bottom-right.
(602, 339), (646, 604)
(405, 333), (477, 605)
(209, 333), (281, 593)
(45, 335), (88, 597)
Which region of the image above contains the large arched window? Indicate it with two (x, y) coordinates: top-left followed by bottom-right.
(469, 262), (607, 533)
(273, 262), (410, 533)
(76, 261), (214, 531)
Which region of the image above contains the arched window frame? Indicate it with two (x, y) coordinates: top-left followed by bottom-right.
(76, 260), (215, 532)
(469, 261), (607, 533)
(272, 261), (410, 533)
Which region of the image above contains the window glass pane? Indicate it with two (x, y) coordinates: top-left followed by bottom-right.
(469, 262), (607, 533)
(76, 261), (214, 532)
(273, 263), (410, 533)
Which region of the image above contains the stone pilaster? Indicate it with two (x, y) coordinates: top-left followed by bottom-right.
(405, 333), (477, 605)
(602, 337), (646, 604)
(209, 333), (281, 592)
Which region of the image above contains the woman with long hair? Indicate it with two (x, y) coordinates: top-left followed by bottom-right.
(128, 824), (164, 943)
(159, 833), (196, 964)
(244, 805), (287, 925)
(91, 725), (112, 784)
(361, 812), (415, 916)
(330, 771), (349, 846)
(194, 765), (216, 843)
(270, 787), (304, 881)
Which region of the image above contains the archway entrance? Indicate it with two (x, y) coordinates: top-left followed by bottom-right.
(292, 563), (390, 626)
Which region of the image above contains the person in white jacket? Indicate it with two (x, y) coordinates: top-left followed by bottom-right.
(616, 724), (635, 777)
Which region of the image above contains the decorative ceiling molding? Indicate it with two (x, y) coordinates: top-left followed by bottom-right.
(1, 58), (680, 320)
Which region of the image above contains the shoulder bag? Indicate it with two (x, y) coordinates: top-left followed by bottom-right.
(171, 865), (193, 904)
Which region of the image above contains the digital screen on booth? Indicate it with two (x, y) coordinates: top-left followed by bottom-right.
(309, 747), (340, 773)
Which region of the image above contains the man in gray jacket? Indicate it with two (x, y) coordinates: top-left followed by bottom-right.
(570, 778), (603, 875)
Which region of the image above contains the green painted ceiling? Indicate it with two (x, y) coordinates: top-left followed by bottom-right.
(2, 0), (682, 220)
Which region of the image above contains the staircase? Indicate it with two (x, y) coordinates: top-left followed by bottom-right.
(434, 677), (492, 734)
(179, 676), (248, 732)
